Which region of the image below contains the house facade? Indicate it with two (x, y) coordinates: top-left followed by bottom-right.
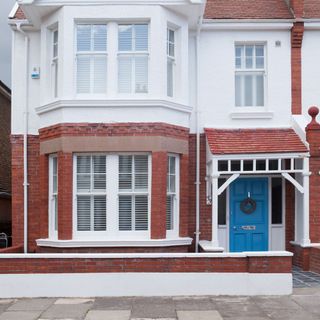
(2, 0), (320, 296)
(0, 81), (11, 243)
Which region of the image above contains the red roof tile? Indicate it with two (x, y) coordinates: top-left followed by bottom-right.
(204, 0), (293, 19)
(205, 128), (308, 155)
(304, 0), (320, 18)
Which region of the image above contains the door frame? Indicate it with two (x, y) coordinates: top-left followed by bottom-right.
(218, 175), (286, 252)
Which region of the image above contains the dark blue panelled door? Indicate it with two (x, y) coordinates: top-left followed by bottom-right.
(230, 178), (268, 252)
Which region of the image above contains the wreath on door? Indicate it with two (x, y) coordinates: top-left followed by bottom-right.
(240, 197), (257, 214)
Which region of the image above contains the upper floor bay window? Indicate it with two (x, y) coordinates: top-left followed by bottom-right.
(76, 24), (107, 94)
(51, 29), (58, 98)
(167, 28), (175, 97)
(74, 154), (150, 238)
(235, 44), (265, 107)
(118, 24), (149, 94)
(166, 155), (179, 236)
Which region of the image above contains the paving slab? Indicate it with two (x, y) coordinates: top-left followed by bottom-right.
(291, 295), (320, 315)
(55, 298), (94, 305)
(92, 297), (133, 310)
(131, 298), (176, 319)
(7, 298), (55, 311)
(40, 304), (91, 319)
(0, 311), (42, 320)
(84, 310), (130, 320)
(177, 310), (223, 320)
(174, 297), (216, 311)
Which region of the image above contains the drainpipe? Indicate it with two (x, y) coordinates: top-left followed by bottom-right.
(16, 22), (29, 254)
(195, 16), (202, 252)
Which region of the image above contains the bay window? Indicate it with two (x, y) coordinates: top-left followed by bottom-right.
(118, 24), (149, 94)
(166, 155), (179, 236)
(235, 44), (265, 107)
(76, 24), (107, 94)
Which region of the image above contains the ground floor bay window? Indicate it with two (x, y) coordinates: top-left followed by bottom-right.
(73, 154), (151, 240)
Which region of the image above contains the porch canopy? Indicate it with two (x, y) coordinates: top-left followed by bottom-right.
(204, 128), (310, 252)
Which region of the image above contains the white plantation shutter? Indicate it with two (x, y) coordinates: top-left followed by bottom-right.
(77, 196), (91, 231)
(118, 155), (149, 231)
(118, 24), (148, 94)
(166, 155), (178, 232)
(119, 195), (132, 231)
(76, 24), (107, 94)
(76, 155), (107, 232)
(135, 195), (148, 230)
(166, 195), (173, 230)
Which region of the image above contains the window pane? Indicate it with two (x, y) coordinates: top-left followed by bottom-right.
(169, 156), (175, 174)
(245, 45), (253, 69)
(77, 174), (91, 191)
(256, 74), (264, 106)
(94, 196), (106, 231)
(77, 196), (91, 231)
(135, 56), (148, 93)
(119, 195), (132, 230)
(272, 178), (283, 224)
(118, 57), (132, 93)
(77, 156), (91, 173)
(218, 179), (226, 225)
(134, 155), (148, 173)
(93, 56), (107, 93)
(166, 195), (174, 230)
(135, 195), (148, 230)
(244, 75), (253, 106)
(235, 75), (242, 106)
(134, 24), (148, 51)
(168, 29), (174, 43)
(93, 25), (107, 51)
(235, 46), (242, 69)
(119, 155), (132, 173)
(119, 25), (132, 51)
(167, 59), (174, 97)
(169, 175), (175, 192)
(77, 25), (91, 51)
(77, 56), (91, 94)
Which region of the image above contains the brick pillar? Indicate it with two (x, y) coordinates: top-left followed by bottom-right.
(179, 153), (189, 237)
(58, 152), (73, 240)
(291, 22), (304, 115)
(39, 154), (49, 239)
(11, 135), (24, 246)
(306, 106), (320, 243)
(151, 151), (167, 239)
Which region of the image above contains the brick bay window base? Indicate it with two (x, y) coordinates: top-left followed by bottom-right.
(11, 123), (192, 253)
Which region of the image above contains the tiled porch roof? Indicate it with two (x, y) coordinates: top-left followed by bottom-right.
(205, 128), (308, 155)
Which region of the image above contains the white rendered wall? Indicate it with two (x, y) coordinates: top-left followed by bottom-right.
(190, 28), (293, 133)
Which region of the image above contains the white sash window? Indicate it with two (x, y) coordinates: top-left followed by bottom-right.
(118, 24), (149, 94)
(76, 24), (107, 94)
(166, 154), (179, 237)
(167, 28), (175, 97)
(49, 155), (58, 239)
(235, 44), (265, 107)
(51, 29), (58, 98)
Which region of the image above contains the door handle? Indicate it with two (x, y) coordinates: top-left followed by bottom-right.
(233, 226), (237, 230)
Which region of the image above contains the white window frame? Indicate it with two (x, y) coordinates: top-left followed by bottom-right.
(117, 23), (149, 95)
(166, 154), (180, 238)
(167, 28), (175, 97)
(49, 155), (58, 239)
(72, 153), (151, 240)
(51, 29), (58, 98)
(75, 23), (108, 97)
(235, 43), (267, 108)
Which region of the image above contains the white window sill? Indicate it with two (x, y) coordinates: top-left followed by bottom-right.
(36, 237), (193, 248)
(230, 108), (274, 120)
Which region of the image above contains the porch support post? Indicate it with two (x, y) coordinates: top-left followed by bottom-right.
(211, 173), (220, 248)
(301, 157), (311, 246)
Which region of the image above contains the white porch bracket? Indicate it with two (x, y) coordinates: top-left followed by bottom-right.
(281, 172), (304, 194)
(218, 174), (240, 196)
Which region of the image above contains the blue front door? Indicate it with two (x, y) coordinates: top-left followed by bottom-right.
(230, 178), (268, 252)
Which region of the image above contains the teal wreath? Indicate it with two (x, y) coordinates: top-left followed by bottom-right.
(240, 198), (257, 214)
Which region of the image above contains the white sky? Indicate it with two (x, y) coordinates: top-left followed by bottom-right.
(0, 0), (17, 88)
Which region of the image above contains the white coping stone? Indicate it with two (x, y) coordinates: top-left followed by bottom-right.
(54, 298), (94, 305)
(177, 310), (223, 320)
(84, 310), (131, 320)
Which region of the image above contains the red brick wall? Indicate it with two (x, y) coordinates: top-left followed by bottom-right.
(310, 247), (320, 273)
(291, 22), (304, 115)
(291, 244), (310, 270)
(285, 181), (295, 250)
(11, 135), (40, 252)
(0, 255), (292, 274)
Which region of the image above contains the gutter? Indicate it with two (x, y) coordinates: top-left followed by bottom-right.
(15, 22), (30, 254)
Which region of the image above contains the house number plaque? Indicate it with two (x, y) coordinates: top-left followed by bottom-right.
(241, 225), (256, 231)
